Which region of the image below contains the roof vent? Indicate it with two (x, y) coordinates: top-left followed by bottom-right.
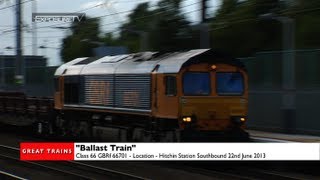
(74, 57), (99, 65)
(133, 52), (159, 62)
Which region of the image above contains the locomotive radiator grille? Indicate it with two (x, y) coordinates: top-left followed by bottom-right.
(84, 75), (114, 106)
(115, 74), (151, 110)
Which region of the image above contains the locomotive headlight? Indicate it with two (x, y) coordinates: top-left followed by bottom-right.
(240, 117), (246, 122)
(231, 116), (246, 124)
(182, 117), (192, 122)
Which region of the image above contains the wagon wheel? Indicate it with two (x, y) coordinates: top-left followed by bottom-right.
(132, 128), (153, 142)
(33, 119), (54, 138)
(55, 115), (68, 137)
(79, 121), (93, 140)
(159, 130), (181, 142)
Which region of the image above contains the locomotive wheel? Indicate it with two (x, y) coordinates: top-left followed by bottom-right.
(143, 131), (153, 142)
(132, 128), (153, 142)
(55, 115), (68, 137)
(35, 122), (44, 136)
(159, 131), (173, 142)
(79, 121), (92, 139)
(159, 130), (180, 142)
(227, 127), (250, 142)
(33, 120), (54, 137)
(132, 128), (144, 142)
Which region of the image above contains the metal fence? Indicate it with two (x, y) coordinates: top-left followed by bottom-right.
(241, 49), (320, 135)
(241, 49), (320, 90)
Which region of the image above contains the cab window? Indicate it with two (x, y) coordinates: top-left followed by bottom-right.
(165, 76), (176, 96)
(216, 72), (244, 95)
(183, 72), (210, 96)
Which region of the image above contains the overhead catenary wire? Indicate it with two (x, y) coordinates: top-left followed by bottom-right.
(6, 8), (203, 41)
(6, 0), (319, 60)
(0, 0), (32, 11)
(8, 3), (320, 41)
(19, 5), (318, 48)
(2, 1), (320, 34)
(22, 41), (61, 49)
(5, 1), (320, 46)
(1, 1), (204, 54)
(36, 1), (202, 30)
(0, 0), (152, 31)
(1, 0), (203, 35)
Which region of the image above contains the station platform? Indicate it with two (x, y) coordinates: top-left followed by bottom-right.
(248, 130), (320, 142)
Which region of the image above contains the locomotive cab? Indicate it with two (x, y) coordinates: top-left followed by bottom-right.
(177, 63), (248, 140)
(152, 51), (249, 141)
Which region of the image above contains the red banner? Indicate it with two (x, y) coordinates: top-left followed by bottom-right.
(20, 142), (74, 161)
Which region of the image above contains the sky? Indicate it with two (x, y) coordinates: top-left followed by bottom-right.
(0, 0), (220, 66)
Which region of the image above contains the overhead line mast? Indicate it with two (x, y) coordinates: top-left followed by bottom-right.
(201, 0), (208, 22)
(16, 0), (24, 88)
(32, 0), (37, 55)
(200, 0), (210, 48)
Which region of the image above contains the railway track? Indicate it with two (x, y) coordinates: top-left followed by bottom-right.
(0, 169), (28, 180)
(204, 167), (306, 180)
(0, 144), (147, 180)
(250, 137), (295, 143)
(0, 128), (319, 179)
(158, 161), (320, 180)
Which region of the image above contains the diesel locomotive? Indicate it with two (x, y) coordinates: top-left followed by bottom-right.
(0, 49), (249, 141)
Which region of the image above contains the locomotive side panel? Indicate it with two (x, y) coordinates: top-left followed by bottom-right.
(54, 76), (63, 110)
(152, 73), (179, 119)
(61, 74), (152, 113)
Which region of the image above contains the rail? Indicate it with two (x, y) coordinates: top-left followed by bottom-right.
(0, 144), (147, 180)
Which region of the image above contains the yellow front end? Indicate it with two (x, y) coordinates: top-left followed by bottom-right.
(178, 63), (248, 134)
(179, 96), (248, 131)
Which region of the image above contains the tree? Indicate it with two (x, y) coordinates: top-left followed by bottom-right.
(209, 0), (283, 57)
(116, 0), (196, 52)
(148, 0), (196, 51)
(215, 0), (238, 17)
(60, 17), (101, 63)
(102, 32), (119, 46)
(118, 2), (155, 52)
(286, 0), (320, 49)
